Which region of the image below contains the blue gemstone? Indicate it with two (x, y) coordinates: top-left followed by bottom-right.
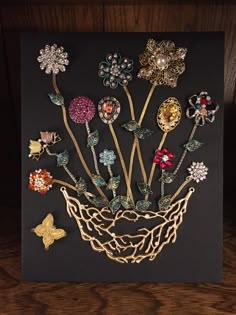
(194, 103), (201, 109)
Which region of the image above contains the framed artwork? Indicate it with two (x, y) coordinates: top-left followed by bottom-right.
(22, 32), (223, 282)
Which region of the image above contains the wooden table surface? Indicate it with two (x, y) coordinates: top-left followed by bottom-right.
(0, 3), (235, 314)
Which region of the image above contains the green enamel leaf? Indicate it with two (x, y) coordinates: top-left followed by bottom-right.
(184, 139), (203, 152)
(109, 196), (121, 214)
(75, 177), (87, 196)
(120, 196), (135, 209)
(122, 120), (139, 132)
(48, 93), (64, 106)
(91, 174), (107, 187)
(136, 200), (152, 212)
(160, 172), (175, 184)
(137, 182), (153, 195)
(57, 150), (69, 167)
(88, 196), (108, 208)
(158, 195), (172, 210)
(107, 176), (121, 190)
(87, 130), (99, 147)
(134, 127), (154, 140)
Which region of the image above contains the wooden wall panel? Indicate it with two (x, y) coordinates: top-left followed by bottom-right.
(104, 4), (236, 105)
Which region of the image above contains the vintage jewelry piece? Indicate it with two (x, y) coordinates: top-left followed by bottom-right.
(186, 91), (219, 126)
(38, 44), (107, 200)
(28, 131), (61, 160)
(98, 53), (133, 89)
(99, 149), (120, 197)
(32, 213), (66, 250)
(154, 148), (175, 169)
(37, 44), (69, 75)
(98, 54), (148, 192)
(145, 97), (182, 200)
(29, 169), (53, 194)
(128, 38), (187, 186)
(69, 96), (101, 177)
(172, 91), (219, 178)
(31, 41), (216, 263)
(60, 185), (195, 263)
(98, 96), (133, 202)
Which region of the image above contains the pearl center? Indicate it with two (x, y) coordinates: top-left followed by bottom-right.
(156, 54), (168, 70)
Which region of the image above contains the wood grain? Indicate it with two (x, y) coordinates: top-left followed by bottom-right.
(104, 4), (236, 106)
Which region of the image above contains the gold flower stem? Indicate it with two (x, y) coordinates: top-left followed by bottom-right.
(53, 179), (77, 191)
(170, 176), (192, 202)
(51, 75), (107, 200)
(128, 83), (157, 184)
(85, 121), (100, 176)
(123, 85), (147, 189)
(61, 106), (107, 199)
(128, 137), (147, 189)
(109, 123), (134, 203)
(53, 179), (95, 203)
(52, 73), (60, 94)
(145, 132), (168, 201)
(123, 85), (135, 120)
(138, 83), (157, 125)
(136, 138), (147, 183)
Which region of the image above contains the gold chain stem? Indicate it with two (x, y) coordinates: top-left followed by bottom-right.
(170, 177), (192, 202)
(109, 123), (134, 202)
(85, 121), (100, 176)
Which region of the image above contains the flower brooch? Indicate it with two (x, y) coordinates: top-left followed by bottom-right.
(98, 53), (133, 89)
(29, 131), (61, 160)
(37, 44), (69, 75)
(138, 38), (187, 87)
(186, 91), (219, 126)
(29, 169), (53, 194)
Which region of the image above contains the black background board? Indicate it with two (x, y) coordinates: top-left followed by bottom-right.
(21, 32), (223, 282)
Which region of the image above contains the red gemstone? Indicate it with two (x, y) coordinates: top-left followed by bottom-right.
(154, 157), (161, 164)
(104, 102), (113, 113)
(165, 160), (173, 167)
(168, 153), (174, 159)
(160, 162), (166, 169)
(201, 98), (208, 105)
(155, 150), (163, 157)
(162, 148), (168, 154)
